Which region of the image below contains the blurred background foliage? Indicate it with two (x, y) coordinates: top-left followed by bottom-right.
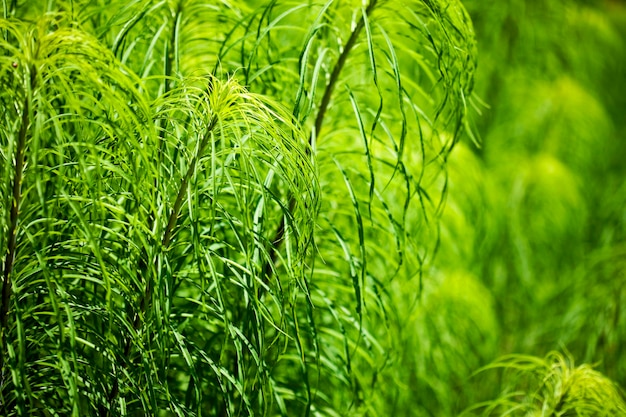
(1, 0), (625, 416)
(440, 0), (626, 414)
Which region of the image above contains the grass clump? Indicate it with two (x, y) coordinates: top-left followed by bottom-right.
(465, 351), (626, 416)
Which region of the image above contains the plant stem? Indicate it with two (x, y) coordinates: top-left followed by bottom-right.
(162, 116), (217, 248)
(105, 116), (218, 414)
(1, 65), (35, 371)
(312, 0), (378, 141)
(262, 0), (379, 291)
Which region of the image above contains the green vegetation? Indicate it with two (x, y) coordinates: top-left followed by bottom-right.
(1, 0), (624, 416)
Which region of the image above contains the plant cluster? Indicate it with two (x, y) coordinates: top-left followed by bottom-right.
(1, 0), (625, 416)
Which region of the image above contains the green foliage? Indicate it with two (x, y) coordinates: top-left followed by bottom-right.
(0, 0), (478, 415)
(387, 270), (499, 416)
(2, 0), (626, 415)
(465, 352), (626, 416)
(455, 0), (626, 412)
(0, 11), (319, 414)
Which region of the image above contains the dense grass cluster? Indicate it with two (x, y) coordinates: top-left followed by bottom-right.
(1, 0), (625, 416)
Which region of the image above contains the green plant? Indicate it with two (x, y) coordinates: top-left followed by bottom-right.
(3, 1), (625, 415)
(461, 0), (626, 364)
(463, 351), (626, 416)
(0, 0), (476, 415)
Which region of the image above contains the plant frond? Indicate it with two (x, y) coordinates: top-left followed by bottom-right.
(470, 351), (626, 416)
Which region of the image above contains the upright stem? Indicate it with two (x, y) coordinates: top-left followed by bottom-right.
(164, 122), (216, 246)
(263, 1), (378, 288)
(312, 0), (378, 141)
(1, 66), (35, 370)
(105, 116), (217, 414)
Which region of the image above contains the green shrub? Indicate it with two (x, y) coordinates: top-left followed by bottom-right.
(0, 1), (476, 415)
